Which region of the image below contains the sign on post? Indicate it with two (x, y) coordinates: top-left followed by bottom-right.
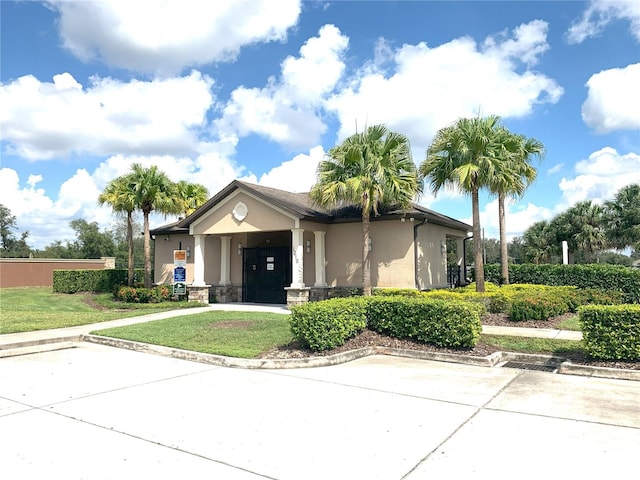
(173, 266), (186, 283)
(173, 282), (186, 295)
(173, 250), (187, 267)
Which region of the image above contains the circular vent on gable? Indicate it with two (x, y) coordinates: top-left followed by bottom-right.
(232, 201), (248, 222)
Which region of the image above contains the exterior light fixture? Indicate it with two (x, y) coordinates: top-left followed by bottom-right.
(237, 243), (243, 256)
(306, 240), (311, 253)
(441, 240), (447, 255)
(186, 246), (191, 258)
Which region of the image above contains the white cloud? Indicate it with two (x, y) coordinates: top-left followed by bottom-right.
(567, 0), (640, 44)
(559, 147), (640, 206)
(582, 63), (640, 133)
(246, 145), (326, 192)
(48, 0), (302, 75)
(464, 198), (554, 240)
(216, 25), (348, 149)
(325, 20), (563, 155)
(0, 71), (214, 160)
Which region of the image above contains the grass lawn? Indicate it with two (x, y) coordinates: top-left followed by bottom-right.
(0, 287), (203, 334)
(92, 311), (292, 358)
(91, 310), (585, 359)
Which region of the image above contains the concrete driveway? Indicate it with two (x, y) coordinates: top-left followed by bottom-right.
(1, 342), (639, 480)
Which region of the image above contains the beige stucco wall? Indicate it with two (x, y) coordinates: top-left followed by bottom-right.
(415, 223), (468, 289)
(325, 219), (416, 289)
(190, 191), (297, 235)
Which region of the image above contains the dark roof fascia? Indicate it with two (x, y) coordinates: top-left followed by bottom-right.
(150, 221), (189, 236)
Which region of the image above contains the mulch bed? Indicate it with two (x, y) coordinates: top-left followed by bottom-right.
(259, 312), (640, 371)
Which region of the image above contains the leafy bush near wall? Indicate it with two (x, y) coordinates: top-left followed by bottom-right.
(484, 264), (640, 303)
(366, 296), (482, 348)
(53, 269), (144, 293)
(114, 285), (172, 303)
(580, 304), (640, 360)
(290, 297), (368, 351)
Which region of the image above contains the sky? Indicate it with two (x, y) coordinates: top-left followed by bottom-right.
(1, 0), (639, 250)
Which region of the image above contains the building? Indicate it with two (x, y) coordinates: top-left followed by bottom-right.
(151, 180), (472, 306)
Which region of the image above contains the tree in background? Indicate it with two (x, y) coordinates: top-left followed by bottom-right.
(0, 204), (33, 258)
(551, 200), (607, 263)
(421, 115), (508, 293)
(98, 175), (137, 285)
(522, 220), (554, 264)
(604, 183), (640, 254)
(175, 180), (209, 218)
(68, 219), (116, 258)
(311, 124), (421, 296)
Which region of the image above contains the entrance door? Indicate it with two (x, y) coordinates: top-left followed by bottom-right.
(242, 247), (291, 304)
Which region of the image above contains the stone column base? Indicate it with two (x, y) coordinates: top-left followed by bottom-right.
(187, 285), (211, 304)
(285, 287), (311, 307)
(212, 284), (242, 303)
(310, 286), (330, 302)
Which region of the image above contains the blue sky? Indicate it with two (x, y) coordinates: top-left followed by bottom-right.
(1, 0), (639, 249)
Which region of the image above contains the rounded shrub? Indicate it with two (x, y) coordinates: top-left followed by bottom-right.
(290, 297), (367, 351)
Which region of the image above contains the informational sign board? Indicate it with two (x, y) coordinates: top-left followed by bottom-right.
(173, 266), (186, 283)
(173, 250), (187, 267)
(173, 282), (186, 295)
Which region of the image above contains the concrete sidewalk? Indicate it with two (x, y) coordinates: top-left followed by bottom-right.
(1, 344), (639, 480)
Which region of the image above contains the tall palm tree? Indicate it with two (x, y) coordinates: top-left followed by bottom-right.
(551, 201), (607, 263)
(310, 124), (421, 296)
(489, 130), (544, 284)
(128, 164), (180, 287)
(175, 180), (209, 218)
(98, 175), (137, 286)
(420, 115), (505, 293)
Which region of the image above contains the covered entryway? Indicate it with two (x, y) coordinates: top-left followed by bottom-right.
(242, 246), (291, 304)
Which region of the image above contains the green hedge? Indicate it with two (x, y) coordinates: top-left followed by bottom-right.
(53, 268), (143, 293)
(290, 296), (482, 352)
(580, 304), (640, 360)
(365, 296), (482, 348)
(484, 264), (640, 303)
(290, 297), (368, 351)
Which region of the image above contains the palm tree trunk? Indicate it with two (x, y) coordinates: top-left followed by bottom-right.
(143, 211), (151, 288)
(472, 188), (485, 293)
(498, 193), (509, 285)
(127, 211), (134, 286)
(362, 211), (372, 296)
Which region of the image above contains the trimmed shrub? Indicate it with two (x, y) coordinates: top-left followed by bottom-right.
(509, 292), (569, 321)
(290, 297), (368, 351)
(53, 269), (126, 293)
(580, 304), (640, 360)
(373, 288), (421, 297)
(366, 296), (482, 348)
(114, 285), (172, 303)
(484, 264), (640, 303)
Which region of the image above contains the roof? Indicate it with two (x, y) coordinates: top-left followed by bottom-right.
(151, 180), (471, 234)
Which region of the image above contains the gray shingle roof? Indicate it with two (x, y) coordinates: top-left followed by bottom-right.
(151, 180), (471, 234)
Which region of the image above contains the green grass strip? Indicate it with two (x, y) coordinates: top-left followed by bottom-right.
(92, 311), (292, 359)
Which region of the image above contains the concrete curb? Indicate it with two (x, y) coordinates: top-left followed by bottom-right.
(82, 334), (640, 381)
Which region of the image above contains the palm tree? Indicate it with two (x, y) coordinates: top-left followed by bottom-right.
(98, 175), (137, 286)
(489, 130), (544, 284)
(522, 220), (554, 264)
(175, 180), (209, 218)
(128, 164), (180, 287)
(552, 201), (607, 263)
(604, 183), (640, 253)
(310, 124), (421, 296)
(420, 115), (505, 293)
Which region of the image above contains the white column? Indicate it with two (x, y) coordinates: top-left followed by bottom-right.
(290, 228), (305, 288)
(314, 231), (327, 287)
(192, 234), (206, 286)
(220, 236), (231, 285)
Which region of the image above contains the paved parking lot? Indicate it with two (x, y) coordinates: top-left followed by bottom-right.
(1, 342), (639, 479)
